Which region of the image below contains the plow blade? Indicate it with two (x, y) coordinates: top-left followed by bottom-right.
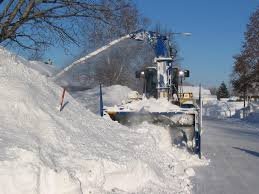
(106, 110), (200, 153)
(107, 111), (194, 126)
(100, 84), (201, 157)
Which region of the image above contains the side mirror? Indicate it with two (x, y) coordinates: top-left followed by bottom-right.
(135, 71), (141, 78)
(184, 70), (190, 77)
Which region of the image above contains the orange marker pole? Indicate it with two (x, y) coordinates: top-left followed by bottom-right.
(60, 88), (66, 111)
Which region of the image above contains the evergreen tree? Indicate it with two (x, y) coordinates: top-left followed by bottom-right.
(217, 82), (230, 100)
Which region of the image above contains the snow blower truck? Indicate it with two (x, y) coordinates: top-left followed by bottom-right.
(55, 29), (202, 157)
(100, 30), (202, 157)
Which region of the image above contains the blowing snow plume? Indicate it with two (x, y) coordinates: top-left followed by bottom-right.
(54, 36), (154, 92)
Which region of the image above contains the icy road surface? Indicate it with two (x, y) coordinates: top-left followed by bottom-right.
(192, 118), (259, 194)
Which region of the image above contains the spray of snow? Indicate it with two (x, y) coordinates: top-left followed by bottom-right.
(55, 35), (130, 79)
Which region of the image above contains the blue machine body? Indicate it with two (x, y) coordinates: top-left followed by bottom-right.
(129, 30), (171, 58)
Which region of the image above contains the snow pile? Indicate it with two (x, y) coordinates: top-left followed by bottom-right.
(249, 102), (259, 112)
(245, 102), (259, 123)
(27, 60), (57, 77)
(203, 100), (245, 118)
(13, 54), (58, 77)
(122, 98), (181, 112)
(72, 85), (132, 114)
(203, 100), (259, 123)
(246, 112), (259, 123)
(0, 47), (207, 193)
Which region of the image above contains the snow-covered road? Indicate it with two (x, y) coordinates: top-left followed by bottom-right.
(192, 118), (259, 194)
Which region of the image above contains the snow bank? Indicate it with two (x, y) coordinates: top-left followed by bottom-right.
(203, 100), (245, 118)
(245, 112), (259, 123)
(203, 100), (259, 124)
(27, 60), (57, 77)
(72, 85), (132, 114)
(0, 47), (207, 193)
(123, 98), (181, 112)
(249, 102), (259, 112)
(245, 102), (259, 123)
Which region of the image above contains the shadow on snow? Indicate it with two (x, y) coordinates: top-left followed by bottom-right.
(233, 147), (259, 158)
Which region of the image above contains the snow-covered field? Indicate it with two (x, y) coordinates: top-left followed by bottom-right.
(0, 47), (207, 194)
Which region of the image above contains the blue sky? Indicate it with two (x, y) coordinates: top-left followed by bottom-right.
(45, 0), (258, 87)
(135, 0), (258, 86)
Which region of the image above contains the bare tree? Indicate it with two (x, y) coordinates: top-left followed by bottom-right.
(71, 0), (153, 91)
(84, 0), (150, 50)
(231, 7), (259, 106)
(27, 47), (44, 61)
(232, 53), (253, 107)
(86, 20), (179, 90)
(243, 7), (259, 83)
(94, 40), (154, 90)
(0, 0), (128, 51)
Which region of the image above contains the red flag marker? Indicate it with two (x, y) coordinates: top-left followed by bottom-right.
(60, 88), (66, 111)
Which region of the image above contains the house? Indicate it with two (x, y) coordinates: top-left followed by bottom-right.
(181, 85), (217, 103)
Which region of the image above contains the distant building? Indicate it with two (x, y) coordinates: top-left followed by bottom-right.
(181, 85), (217, 103)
